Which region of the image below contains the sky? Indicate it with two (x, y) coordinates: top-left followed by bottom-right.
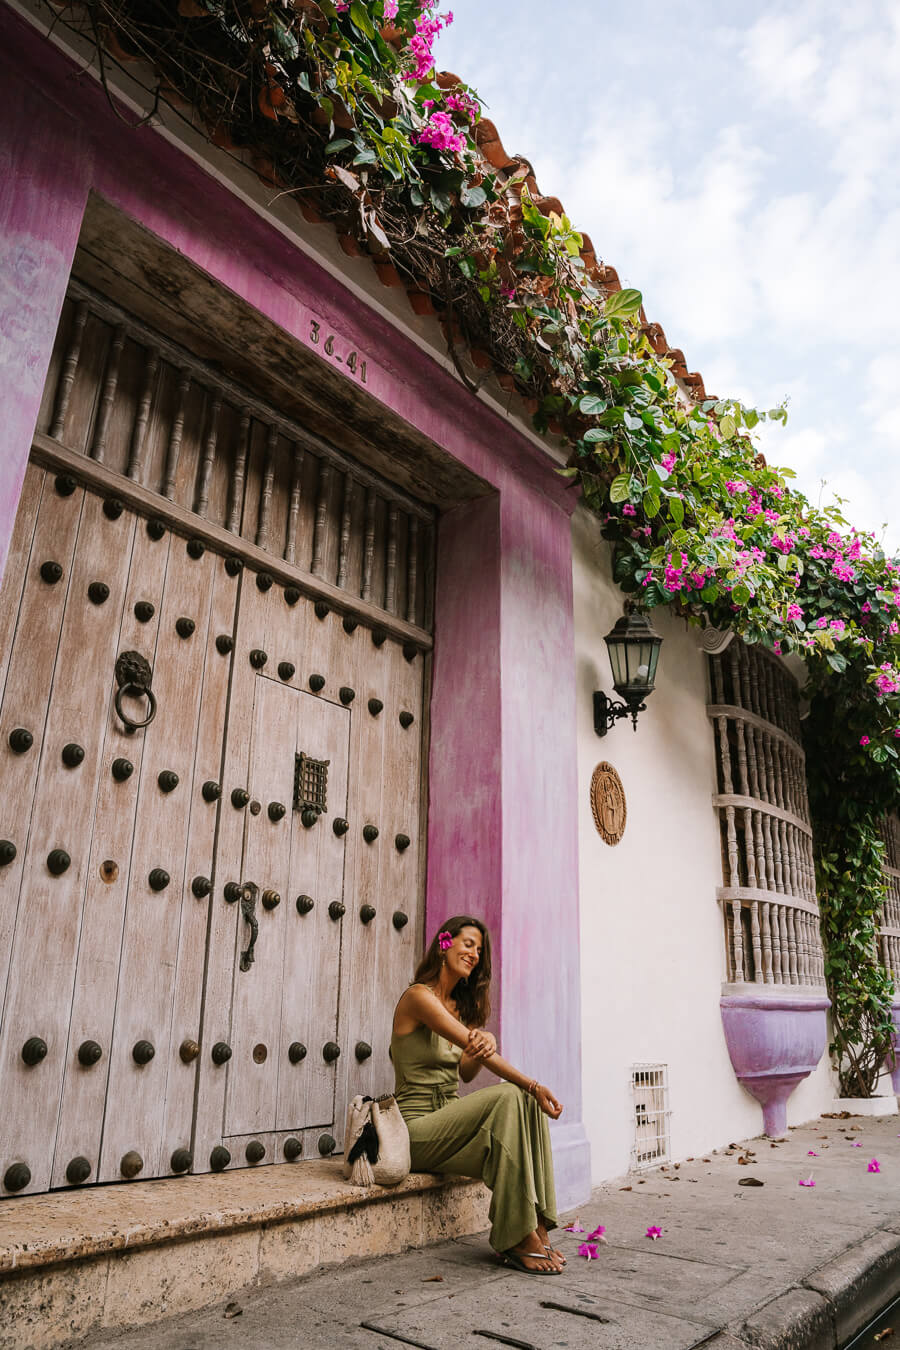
(436, 0), (900, 552)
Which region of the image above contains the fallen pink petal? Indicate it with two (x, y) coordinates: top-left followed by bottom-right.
(564, 1221), (585, 1233)
(646, 1226), (662, 1240)
(588, 1226), (606, 1241)
(852, 1142), (863, 1147)
(799, 1177), (816, 1187)
(807, 1150), (819, 1156)
(868, 1159), (881, 1173)
(577, 1242), (599, 1260)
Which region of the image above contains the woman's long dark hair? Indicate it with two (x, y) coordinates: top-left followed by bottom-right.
(412, 915), (492, 1028)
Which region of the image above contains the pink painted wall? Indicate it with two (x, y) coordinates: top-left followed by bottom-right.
(0, 58), (90, 577)
(0, 11), (590, 1206)
(428, 495), (503, 973)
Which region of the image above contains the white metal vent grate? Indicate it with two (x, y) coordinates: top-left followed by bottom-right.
(631, 1064), (671, 1169)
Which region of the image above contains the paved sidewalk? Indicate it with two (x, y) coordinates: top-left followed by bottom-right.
(71, 1115), (900, 1350)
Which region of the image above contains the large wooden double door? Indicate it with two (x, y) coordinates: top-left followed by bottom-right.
(0, 281), (432, 1197)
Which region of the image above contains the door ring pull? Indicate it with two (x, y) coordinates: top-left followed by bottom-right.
(114, 651), (157, 734)
(239, 883), (259, 972)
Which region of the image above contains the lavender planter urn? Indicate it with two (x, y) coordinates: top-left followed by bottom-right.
(720, 991), (830, 1137)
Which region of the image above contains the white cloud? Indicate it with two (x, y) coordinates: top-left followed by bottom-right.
(438, 0), (899, 549)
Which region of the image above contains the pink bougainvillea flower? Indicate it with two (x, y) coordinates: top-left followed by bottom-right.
(588, 1225), (607, 1242)
(622, 504), (637, 517)
(383, 0), (399, 16)
(437, 930), (453, 951)
(798, 1177), (816, 1187)
(807, 1150), (819, 1157)
(646, 1226), (662, 1240)
(563, 1220), (585, 1233)
(577, 1242), (599, 1260)
(852, 1141), (863, 1147)
(859, 736), (870, 747)
(868, 1159), (881, 1173)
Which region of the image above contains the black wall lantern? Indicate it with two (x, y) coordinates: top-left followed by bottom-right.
(594, 606), (663, 736)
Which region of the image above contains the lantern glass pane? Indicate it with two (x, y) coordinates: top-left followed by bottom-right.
(607, 639), (628, 688)
(629, 640), (651, 686)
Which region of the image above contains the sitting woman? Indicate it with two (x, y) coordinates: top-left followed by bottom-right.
(391, 914), (565, 1275)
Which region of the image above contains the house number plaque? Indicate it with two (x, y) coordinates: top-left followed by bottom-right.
(590, 762), (627, 846)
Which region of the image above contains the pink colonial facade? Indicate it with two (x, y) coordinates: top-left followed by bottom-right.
(9, 3), (885, 1298)
(0, 3), (589, 1209)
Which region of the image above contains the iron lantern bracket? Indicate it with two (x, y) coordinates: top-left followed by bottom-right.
(593, 690), (646, 737)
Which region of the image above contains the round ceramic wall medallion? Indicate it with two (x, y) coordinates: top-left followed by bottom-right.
(590, 762), (627, 846)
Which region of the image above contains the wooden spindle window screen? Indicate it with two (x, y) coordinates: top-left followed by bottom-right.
(878, 813), (900, 989)
(707, 641), (825, 988)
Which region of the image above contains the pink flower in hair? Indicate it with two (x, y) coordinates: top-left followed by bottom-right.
(438, 930), (453, 951)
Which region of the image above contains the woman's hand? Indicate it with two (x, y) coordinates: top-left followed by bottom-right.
(533, 1085), (563, 1119)
(465, 1028), (497, 1062)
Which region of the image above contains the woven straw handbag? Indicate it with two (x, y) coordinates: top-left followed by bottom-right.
(342, 1093), (411, 1187)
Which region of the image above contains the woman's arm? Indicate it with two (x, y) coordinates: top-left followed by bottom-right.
(396, 985), (484, 1050)
(399, 988), (562, 1118)
(459, 1044), (493, 1083)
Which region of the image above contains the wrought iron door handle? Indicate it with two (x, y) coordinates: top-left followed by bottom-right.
(239, 882), (259, 971)
(114, 650), (157, 734)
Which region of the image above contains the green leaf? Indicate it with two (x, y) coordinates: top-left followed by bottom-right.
(644, 491), (661, 518)
(732, 584), (751, 606)
(669, 497), (684, 526)
(460, 182), (487, 209)
(349, 1), (376, 38)
(604, 288), (643, 320)
(583, 427), (612, 443)
(719, 415), (736, 439)
(610, 474), (632, 504)
(579, 394), (608, 416)
(325, 138), (353, 153)
(827, 652), (848, 673)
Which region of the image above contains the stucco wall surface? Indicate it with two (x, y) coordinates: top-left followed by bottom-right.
(571, 507), (837, 1183)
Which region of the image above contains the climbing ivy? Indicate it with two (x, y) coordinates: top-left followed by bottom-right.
(62, 0), (900, 1087)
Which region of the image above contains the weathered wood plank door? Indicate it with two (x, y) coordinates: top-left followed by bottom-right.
(0, 277), (433, 1195)
(0, 473), (238, 1194)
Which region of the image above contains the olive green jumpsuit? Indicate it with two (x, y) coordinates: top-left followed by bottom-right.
(391, 1023), (558, 1254)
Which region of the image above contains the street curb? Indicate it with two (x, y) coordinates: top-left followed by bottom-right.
(803, 1230), (900, 1346)
(725, 1227), (900, 1349)
(739, 1287), (834, 1350)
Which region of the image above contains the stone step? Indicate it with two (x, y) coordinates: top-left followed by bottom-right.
(0, 1162), (489, 1350)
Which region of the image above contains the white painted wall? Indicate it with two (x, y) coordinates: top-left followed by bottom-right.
(571, 507), (837, 1184)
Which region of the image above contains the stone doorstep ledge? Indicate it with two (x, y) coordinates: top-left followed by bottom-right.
(0, 1164), (490, 1350)
(713, 1227), (900, 1350)
(0, 1161), (486, 1274)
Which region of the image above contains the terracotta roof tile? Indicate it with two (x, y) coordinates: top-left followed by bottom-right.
(464, 103), (712, 402)
(94, 13), (714, 418)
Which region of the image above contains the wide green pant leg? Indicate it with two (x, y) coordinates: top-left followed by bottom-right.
(405, 1083), (558, 1254)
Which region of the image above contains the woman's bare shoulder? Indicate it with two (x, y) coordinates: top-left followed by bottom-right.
(392, 983), (431, 1034)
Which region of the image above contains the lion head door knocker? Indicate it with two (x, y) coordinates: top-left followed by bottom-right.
(114, 650), (157, 734)
(590, 762), (627, 846)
